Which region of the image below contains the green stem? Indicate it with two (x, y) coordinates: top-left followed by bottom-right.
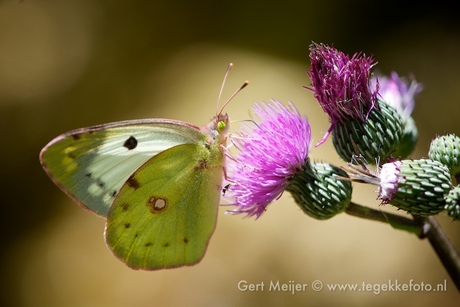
(344, 202), (422, 236)
(345, 202), (460, 291)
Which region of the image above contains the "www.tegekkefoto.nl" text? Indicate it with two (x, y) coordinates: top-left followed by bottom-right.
(327, 279), (447, 294)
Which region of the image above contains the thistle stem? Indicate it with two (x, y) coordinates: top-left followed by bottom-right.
(344, 202), (421, 236)
(416, 216), (460, 291)
(345, 202), (460, 290)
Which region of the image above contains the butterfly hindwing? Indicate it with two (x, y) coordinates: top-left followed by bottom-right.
(40, 119), (205, 216)
(105, 141), (224, 270)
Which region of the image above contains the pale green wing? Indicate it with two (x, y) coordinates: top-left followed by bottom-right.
(105, 141), (224, 270)
(39, 119), (205, 216)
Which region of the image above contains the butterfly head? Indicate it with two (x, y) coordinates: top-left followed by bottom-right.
(206, 63), (248, 146)
(204, 113), (229, 145)
(216, 113), (229, 135)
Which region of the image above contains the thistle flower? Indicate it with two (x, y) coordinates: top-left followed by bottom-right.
(371, 72), (423, 158)
(308, 43), (378, 141)
(344, 158), (453, 216)
(225, 100), (352, 219)
(371, 72), (422, 118)
(225, 100), (310, 218)
(307, 43), (406, 163)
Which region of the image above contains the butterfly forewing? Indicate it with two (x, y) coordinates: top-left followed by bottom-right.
(40, 119), (205, 216)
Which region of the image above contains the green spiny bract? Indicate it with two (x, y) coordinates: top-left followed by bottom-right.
(444, 185), (460, 220)
(332, 100), (406, 164)
(286, 161), (352, 220)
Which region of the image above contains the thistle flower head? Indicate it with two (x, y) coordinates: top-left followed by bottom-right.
(368, 71), (422, 159)
(308, 42), (378, 145)
(371, 72), (422, 118)
(225, 100), (311, 218)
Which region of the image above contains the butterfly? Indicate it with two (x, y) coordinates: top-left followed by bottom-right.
(39, 64), (248, 270)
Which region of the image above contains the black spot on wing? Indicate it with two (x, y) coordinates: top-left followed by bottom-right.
(183, 237), (189, 244)
(123, 136), (138, 150)
(145, 242), (153, 247)
(121, 203), (129, 211)
(124, 223), (130, 228)
(163, 242), (170, 247)
(146, 197), (167, 213)
(127, 177), (140, 189)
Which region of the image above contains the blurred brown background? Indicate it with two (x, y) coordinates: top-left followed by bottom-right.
(1, 0), (459, 306)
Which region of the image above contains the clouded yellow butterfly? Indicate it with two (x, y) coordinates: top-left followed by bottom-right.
(40, 64), (247, 270)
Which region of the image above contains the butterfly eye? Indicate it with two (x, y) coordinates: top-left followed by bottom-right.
(217, 120), (226, 133)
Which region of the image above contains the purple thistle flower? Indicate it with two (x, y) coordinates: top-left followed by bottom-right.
(370, 71), (422, 118)
(370, 71), (422, 158)
(307, 43), (378, 146)
(225, 100), (311, 218)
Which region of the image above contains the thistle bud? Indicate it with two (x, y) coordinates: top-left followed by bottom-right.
(428, 133), (460, 177)
(344, 159), (453, 216)
(444, 185), (460, 220)
(378, 159), (452, 216)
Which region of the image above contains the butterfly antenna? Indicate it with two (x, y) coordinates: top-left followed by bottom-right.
(216, 63), (234, 114)
(219, 81), (249, 115)
(216, 63), (249, 115)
